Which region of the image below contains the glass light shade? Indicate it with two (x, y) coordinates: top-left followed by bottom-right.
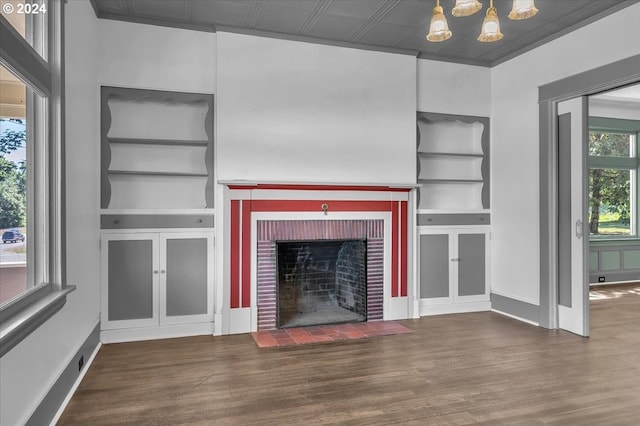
(477, 7), (503, 42)
(508, 0), (538, 20)
(426, 5), (452, 42)
(452, 0), (483, 17)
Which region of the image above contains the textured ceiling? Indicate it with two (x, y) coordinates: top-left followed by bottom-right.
(90, 0), (638, 67)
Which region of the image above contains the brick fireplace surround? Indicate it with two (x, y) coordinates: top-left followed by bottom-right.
(257, 219), (384, 330)
(222, 183), (412, 335)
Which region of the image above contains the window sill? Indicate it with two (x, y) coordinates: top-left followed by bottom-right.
(590, 237), (640, 246)
(0, 283), (76, 357)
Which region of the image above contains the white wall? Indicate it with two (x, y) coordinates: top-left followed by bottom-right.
(0, 10), (220, 425)
(490, 3), (640, 305)
(97, 19), (216, 93)
(216, 32), (417, 185)
(417, 59), (491, 117)
(0, 2), (100, 425)
(590, 100), (640, 121)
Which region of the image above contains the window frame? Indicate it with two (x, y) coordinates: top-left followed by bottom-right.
(0, 0), (73, 358)
(588, 116), (640, 241)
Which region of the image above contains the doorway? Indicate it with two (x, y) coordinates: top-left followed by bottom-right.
(586, 84), (640, 334)
(588, 84), (640, 285)
(538, 54), (640, 335)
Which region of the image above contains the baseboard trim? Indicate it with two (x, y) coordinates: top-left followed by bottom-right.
(590, 280), (640, 288)
(489, 289), (538, 306)
(25, 322), (101, 426)
(419, 300), (491, 316)
(589, 271), (640, 284)
(49, 340), (101, 426)
(492, 308), (540, 326)
(101, 322), (215, 343)
(490, 292), (539, 325)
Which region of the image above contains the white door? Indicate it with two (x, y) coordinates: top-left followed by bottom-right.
(557, 97), (589, 336)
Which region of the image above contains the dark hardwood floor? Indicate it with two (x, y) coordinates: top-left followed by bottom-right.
(58, 284), (640, 425)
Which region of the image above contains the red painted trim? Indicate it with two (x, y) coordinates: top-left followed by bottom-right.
(230, 200), (240, 309)
(400, 201), (408, 297)
(391, 202), (399, 298)
(229, 195), (411, 309)
(241, 200), (252, 308)
(251, 200), (392, 212)
(228, 184), (412, 192)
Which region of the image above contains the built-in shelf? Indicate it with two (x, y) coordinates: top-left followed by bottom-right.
(101, 86), (214, 211)
(100, 208), (214, 215)
(107, 137), (209, 147)
(108, 170), (209, 178)
(418, 178), (484, 184)
(416, 114), (491, 315)
(418, 152), (484, 158)
(416, 112), (490, 211)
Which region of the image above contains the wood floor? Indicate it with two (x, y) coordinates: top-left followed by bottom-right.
(58, 284), (640, 425)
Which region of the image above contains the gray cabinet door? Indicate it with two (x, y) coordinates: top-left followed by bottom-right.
(101, 234), (159, 329)
(101, 231), (213, 331)
(160, 232), (214, 325)
(419, 233), (450, 299)
(457, 233), (486, 297)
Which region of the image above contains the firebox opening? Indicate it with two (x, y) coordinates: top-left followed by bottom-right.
(276, 239), (367, 329)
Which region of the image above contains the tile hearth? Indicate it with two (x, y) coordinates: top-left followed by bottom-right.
(251, 321), (412, 348)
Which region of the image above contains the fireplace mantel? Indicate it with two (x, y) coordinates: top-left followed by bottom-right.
(219, 180), (418, 191)
(218, 183), (416, 335)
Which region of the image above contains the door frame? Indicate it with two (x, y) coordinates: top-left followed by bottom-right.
(538, 54), (640, 329)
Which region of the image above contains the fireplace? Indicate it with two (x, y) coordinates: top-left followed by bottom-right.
(256, 219), (384, 330)
(277, 239), (367, 328)
(223, 184), (411, 336)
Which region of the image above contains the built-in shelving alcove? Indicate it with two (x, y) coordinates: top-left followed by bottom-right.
(416, 112), (490, 212)
(100, 86), (214, 211)
(416, 111), (491, 317)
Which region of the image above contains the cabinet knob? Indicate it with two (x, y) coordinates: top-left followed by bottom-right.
(153, 270), (159, 274)
(160, 269), (166, 274)
(451, 258), (460, 262)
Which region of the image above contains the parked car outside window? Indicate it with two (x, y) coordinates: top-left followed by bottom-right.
(2, 230), (25, 243)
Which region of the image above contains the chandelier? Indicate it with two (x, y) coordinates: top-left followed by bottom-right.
(427, 0), (539, 43)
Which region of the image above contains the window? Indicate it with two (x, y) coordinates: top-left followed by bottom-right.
(1, 0), (48, 60)
(1, 65), (27, 304)
(0, 0), (71, 357)
(588, 120), (640, 239)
